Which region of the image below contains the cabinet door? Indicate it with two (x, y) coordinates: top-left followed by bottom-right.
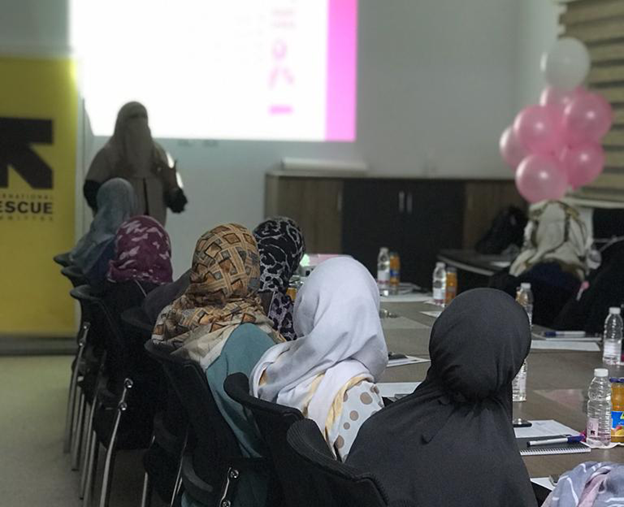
(401, 181), (465, 287)
(265, 176), (343, 253)
(342, 179), (408, 276)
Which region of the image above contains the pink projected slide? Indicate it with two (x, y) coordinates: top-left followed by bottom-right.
(72, 0), (358, 141)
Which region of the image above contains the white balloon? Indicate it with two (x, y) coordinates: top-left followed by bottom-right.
(541, 38), (591, 91)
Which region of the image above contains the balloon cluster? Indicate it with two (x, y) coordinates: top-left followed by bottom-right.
(500, 38), (614, 203)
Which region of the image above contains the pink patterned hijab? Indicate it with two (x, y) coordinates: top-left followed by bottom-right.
(107, 215), (173, 285)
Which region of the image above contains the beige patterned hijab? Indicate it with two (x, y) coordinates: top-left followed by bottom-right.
(152, 223), (284, 367)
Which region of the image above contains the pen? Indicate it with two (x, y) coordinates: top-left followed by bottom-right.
(542, 331), (586, 338)
(527, 435), (584, 447)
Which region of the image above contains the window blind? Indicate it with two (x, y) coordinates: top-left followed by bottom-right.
(560, 0), (624, 201)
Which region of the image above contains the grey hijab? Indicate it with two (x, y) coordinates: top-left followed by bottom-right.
(71, 178), (137, 272)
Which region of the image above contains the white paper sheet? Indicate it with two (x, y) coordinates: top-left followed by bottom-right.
(530, 340), (600, 352)
(421, 311), (442, 319)
(387, 355), (430, 368)
(377, 382), (422, 398)
(380, 293), (432, 303)
(381, 316), (429, 330)
(531, 477), (556, 492)
(514, 420), (580, 439)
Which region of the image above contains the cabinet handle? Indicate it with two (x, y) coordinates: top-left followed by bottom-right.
(407, 192), (413, 214)
(336, 192), (343, 213)
(398, 191), (405, 214)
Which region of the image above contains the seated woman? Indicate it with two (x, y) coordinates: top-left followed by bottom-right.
(346, 288), (536, 507)
(490, 200), (588, 327)
(253, 216), (306, 340)
(151, 224), (284, 507)
(70, 178), (137, 284)
(250, 257), (388, 461)
(141, 269), (190, 324)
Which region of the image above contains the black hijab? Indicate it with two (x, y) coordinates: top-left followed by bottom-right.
(347, 288), (537, 507)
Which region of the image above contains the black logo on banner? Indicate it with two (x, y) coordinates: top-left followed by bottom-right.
(0, 117), (53, 189)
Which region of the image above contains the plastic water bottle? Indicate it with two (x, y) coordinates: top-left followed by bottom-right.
(512, 284), (533, 402)
(516, 283), (534, 327)
(603, 307), (623, 366)
(587, 368), (612, 447)
(377, 247), (391, 296)
(512, 362), (528, 402)
(432, 262), (447, 306)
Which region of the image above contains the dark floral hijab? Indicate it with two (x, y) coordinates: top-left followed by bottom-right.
(107, 215), (173, 285)
(253, 217), (306, 340)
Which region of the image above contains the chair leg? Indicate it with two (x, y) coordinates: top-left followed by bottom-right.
(170, 429), (188, 507)
(80, 401), (96, 499)
(140, 471), (152, 507)
(83, 432), (99, 507)
(64, 328), (88, 453)
(72, 391), (87, 471)
(99, 378), (133, 507)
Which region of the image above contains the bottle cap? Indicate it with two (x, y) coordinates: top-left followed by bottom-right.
(521, 283), (531, 290)
(594, 368), (609, 378)
(609, 307), (621, 315)
(380, 247), (389, 252)
(447, 267), (457, 273)
(436, 262), (445, 268)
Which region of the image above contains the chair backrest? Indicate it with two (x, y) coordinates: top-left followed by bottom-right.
(70, 285), (132, 385)
(144, 340), (243, 490)
(53, 252), (72, 268)
(286, 419), (393, 507)
(223, 372), (306, 506)
(61, 265), (87, 288)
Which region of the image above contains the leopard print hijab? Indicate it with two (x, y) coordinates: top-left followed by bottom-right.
(152, 223), (284, 366)
(254, 217), (305, 340)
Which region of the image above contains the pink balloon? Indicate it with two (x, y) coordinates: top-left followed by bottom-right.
(561, 142), (605, 189)
(514, 105), (564, 155)
(540, 86), (586, 112)
(563, 92), (613, 145)
(499, 126), (528, 169)
(515, 154), (568, 203)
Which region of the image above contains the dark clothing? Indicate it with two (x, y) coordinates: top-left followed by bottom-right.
(490, 262), (580, 327)
(84, 241), (116, 287)
(347, 289), (536, 507)
(141, 270), (191, 325)
(554, 244), (624, 335)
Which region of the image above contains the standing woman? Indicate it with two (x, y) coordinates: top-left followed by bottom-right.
(83, 101), (187, 225)
(250, 257), (388, 460)
(253, 217), (306, 340)
(70, 178), (137, 284)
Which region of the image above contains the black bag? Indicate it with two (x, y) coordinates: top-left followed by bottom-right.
(475, 206), (527, 255)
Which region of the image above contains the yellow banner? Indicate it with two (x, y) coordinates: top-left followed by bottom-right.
(0, 57), (77, 335)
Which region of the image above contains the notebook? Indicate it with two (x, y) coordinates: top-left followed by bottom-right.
(517, 436), (591, 456)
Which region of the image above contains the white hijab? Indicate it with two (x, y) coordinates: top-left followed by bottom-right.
(510, 200), (589, 280)
(250, 257), (388, 433)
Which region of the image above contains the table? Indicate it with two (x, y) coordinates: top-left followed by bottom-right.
(380, 301), (624, 477)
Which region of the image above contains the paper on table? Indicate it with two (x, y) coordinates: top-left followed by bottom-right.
(381, 316), (429, 330)
(421, 310), (442, 319)
(531, 478), (555, 492)
(387, 355), (430, 368)
(377, 382), (421, 399)
(530, 340), (600, 352)
(380, 293), (431, 303)
(514, 420), (580, 439)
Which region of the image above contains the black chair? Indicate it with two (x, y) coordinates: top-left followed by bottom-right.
(286, 419), (417, 507)
(75, 287), (158, 507)
(54, 251), (72, 268)
(121, 308), (188, 507)
(61, 265), (87, 288)
(144, 340), (277, 507)
(224, 372), (305, 507)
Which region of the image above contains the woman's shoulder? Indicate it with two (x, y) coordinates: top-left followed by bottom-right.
(231, 323), (276, 344)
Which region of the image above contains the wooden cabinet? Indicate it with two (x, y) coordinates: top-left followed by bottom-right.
(265, 175), (343, 253)
(265, 173), (525, 286)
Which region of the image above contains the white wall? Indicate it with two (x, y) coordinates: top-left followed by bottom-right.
(1, 0), (559, 276)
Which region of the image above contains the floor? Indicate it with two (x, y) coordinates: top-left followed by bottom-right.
(0, 355), (161, 507)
